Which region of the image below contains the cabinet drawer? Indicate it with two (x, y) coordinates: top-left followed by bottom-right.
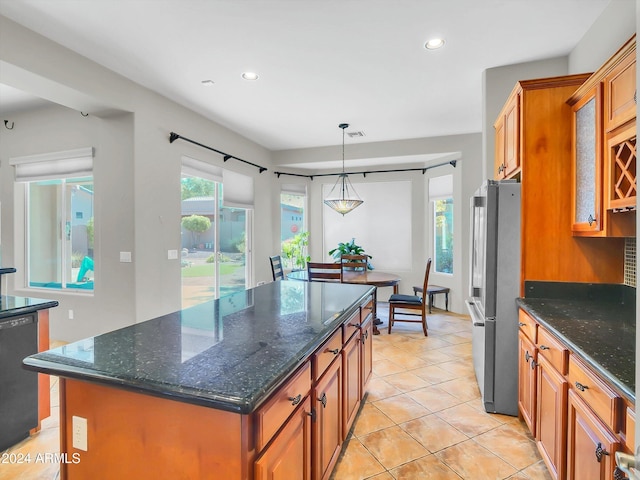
(537, 327), (568, 375)
(568, 355), (621, 432)
(625, 406), (635, 451)
(313, 329), (342, 381)
(518, 310), (537, 343)
(604, 49), (636, 132)
(255, 362), (311, 452)
(342, 310), (361, 343)
(360, 298), (374, 323)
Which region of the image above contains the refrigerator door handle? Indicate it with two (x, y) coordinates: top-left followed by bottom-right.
(465, 300), (485, 327)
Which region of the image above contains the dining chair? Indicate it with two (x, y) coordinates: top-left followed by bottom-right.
(388, 258), (432, 336)
(307, 262), (342, 282)
(269, 255), (284, 281)
(340, 254), (368, 282)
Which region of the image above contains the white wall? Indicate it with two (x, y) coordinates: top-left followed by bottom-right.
(0, 15), (275, 341)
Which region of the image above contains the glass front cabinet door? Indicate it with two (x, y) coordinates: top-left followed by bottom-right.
(571, 85), (604, 236)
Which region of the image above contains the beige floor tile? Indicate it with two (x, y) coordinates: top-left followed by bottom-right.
(380, 371), (430, 393)
(382, 352), (429, 370)
(372, 394), (431, 423)
(436, 403), (503, 437)
(353, 403), (396, 437)
(439, 332), (472, 345)
(400, 414), (469, 453)
(359, 426), (429, 470)
(366, 473), (395, 480)
(372, 359), (406, 377)
(405, 385), (465, 412)
(436, 439), (517, 480)
(519, 460), (554, 480)
(437, 342), (473, 358)
(438, 359), (476, 377)
(409, 364), (460, 385)
(437, 376), (481, 401)
(389, 454), (462, 479)
(329, 438), (386, 480)
(419, 348), (455, 365)
(365, 377), (403, 402)
(464, 398), (519, 424)
(474, 425), (540, 470)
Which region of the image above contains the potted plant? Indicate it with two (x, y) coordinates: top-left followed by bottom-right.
(282, 231), (310, 271)
(328, 238), (374, 270)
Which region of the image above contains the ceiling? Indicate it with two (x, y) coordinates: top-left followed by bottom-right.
(0, 0), (610, 154)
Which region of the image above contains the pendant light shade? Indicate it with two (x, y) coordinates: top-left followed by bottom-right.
(324, 123), (363, 215)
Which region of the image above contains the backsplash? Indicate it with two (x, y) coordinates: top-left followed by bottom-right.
(624, 237), (636, 287)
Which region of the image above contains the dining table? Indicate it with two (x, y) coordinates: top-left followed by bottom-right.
(287, 269), (401, 335)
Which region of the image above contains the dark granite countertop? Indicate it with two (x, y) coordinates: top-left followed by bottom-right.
(0, 295), (59, 320)
(24, 281), (374, 414)
(516, 281), (635, 402)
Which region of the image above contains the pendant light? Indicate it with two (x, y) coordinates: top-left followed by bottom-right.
(323, 123), (364, 215)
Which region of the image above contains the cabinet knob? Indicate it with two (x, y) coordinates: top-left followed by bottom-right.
(588, 214), (596, 226)
(614, 467), (629, 480)
(595, 442), (609, 463)
(530, 359), (536, 370)
(575, 381), (589, 392)
(318, 392), (327, 408)
(288, 394), (302, 406)
(327, 348), (340, 355)
(539, 345), (550, 350)
(525, 351), (531, 363)
(518, 322), (526, 327)
(307, 409), (316, 422)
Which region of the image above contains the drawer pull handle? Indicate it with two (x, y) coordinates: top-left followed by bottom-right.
(327, 348), (340, 355)
(530, 359), (536, 370)
(348, 322), (361, 328)
(588, 214), (596, 226)
(595, 442), (609, 462)
(318, 392), (327, 408)
(288, 394), (302, 406)
(518, 322), (526, 327)
(525, 351), (531, 363)
(614, 466), (629, 480)
(539, 345), (550, 350)
(307, 410), (316, 422)
(362, 330), (369, 342)
(575, 382), (589, 392)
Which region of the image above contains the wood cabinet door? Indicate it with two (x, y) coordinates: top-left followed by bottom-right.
(494, 114), (506, 179)
(361, 315), (373, 392)
(255, 396), (312, 480)
(518, 331), (537, 433)
(604, 50), (636, 132)
(504, 94), (521, 177)
(571, 85), (604, 236)
(313, 357), (342, 480)
(342, 329), (361, 438)
(536, 356), (568, 480)
(567, 390), (620, 480)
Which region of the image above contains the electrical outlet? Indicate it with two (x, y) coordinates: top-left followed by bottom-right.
(119, 251), (132, 263)
(68, 309), (74, 320)
(72, 416), (88, 451)
(168, 249), (178, 260)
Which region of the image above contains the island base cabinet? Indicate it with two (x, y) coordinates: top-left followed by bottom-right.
(518, 331), (537, 433)
(343, 329), (361, 438)
(313, 357), (343, 480)
(255, 396), (312, 480)
(536, 356), (568, 480)
(567, 390), (620, 480)
(59, 379), (249, 480)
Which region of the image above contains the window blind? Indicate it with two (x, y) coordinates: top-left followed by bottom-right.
(281, 183), (307, 195)
(222, 169), (254, 209)
(428, 174), (453, 201)
(181, 155), (223, 183)
(10, 147), (94, 182)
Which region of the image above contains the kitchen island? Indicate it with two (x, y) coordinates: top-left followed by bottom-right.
(24, 281), (375, 480)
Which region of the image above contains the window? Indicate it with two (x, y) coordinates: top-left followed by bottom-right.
(434, 198), (453, 274)
(280, 185), (307, 270)
(429, 174), (453, 275)
(10, 148), (95, 291)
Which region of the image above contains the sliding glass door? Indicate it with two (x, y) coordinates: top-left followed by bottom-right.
(180, 175), (249, 308)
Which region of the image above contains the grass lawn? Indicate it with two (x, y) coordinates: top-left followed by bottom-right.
(181, 263), (242, 277)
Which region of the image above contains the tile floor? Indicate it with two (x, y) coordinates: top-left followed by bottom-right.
(0, 307), (551, 480)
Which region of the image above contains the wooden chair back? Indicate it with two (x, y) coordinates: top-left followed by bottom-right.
(269, 255), (284, 281)
(388, 258), (432, 336)
(340, 254), (368, 281)
(307, 262), (341, 282)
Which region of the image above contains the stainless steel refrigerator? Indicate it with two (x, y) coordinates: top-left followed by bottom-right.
(466, 179), (521, 416)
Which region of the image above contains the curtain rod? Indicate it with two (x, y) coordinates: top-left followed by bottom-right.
(274, 159), (457, 179)
(169, 132), (268, 173)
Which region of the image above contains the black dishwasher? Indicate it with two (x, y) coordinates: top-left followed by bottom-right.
(0, 314), (38, 452)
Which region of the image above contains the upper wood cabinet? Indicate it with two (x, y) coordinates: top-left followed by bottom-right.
(567, 35), (636, 237)
(494, 93), (521, 179)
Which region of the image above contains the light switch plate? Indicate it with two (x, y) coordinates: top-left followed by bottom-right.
(72, 416), (88, 451)
(119, 251), (132, 263)
(168, 249), (178, 260)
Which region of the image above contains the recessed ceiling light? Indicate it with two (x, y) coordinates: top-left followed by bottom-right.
(201, 79), (215, 86)
(425, 38), (445, 50)
(242, 72), (259, 81)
